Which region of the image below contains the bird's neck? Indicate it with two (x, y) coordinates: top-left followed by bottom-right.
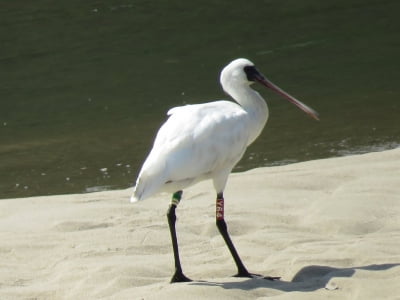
(229, 85), (269, 145)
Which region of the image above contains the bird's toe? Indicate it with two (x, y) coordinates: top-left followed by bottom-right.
(170, 271), (192, 283)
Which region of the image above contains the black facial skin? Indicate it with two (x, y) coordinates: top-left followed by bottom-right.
(243, 65), (262, 82)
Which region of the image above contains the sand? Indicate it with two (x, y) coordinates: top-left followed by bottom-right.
(1, 148), (399, 300)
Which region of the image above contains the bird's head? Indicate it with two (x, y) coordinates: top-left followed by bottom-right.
(220, 58), (257, 88)
(220, 58), (319, 121)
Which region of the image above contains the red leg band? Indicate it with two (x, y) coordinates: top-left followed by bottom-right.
(216, 197), (224, 220)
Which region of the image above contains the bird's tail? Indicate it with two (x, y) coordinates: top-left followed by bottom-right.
(130, 179), (162, 203)
(130, 166), (166, 203)
(130, 194), (140, 203)
(130, 179), (146, 203)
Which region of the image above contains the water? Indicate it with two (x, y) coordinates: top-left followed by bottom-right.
(1, 0), (399, 199)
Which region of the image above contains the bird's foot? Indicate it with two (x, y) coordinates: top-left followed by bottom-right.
(170, 271), (192, 283)
(234, 270), (280, 281)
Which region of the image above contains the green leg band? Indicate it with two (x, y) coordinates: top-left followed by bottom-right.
(171, 191), (183, 206)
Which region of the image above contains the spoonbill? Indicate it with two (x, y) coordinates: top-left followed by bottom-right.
(131, 58), (319, 283)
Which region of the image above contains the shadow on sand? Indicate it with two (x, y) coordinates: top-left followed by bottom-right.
(189, 263), (400, 292)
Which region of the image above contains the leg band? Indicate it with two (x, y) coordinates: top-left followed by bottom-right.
(216, 196), (224, 220)
(171, 191), (183, 206)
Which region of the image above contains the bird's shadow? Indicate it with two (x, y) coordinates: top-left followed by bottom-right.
(189, 263), (400, 292)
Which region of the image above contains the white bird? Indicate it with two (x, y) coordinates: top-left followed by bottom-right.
(131, 58), (319, 283)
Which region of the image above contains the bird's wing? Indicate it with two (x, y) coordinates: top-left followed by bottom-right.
(133, 101), (250, 200)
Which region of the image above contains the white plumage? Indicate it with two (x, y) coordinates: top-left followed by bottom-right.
(131, 58), (318, 202)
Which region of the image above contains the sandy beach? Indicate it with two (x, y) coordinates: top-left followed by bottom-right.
(1, 148), (399, 299)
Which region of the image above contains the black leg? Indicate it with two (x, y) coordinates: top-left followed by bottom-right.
(167, 191), (192, 283)
(216, 193), (251, 277)
(216, 193), (281, 281)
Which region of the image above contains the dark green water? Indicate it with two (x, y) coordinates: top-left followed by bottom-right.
(1, 0), (399, 199)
